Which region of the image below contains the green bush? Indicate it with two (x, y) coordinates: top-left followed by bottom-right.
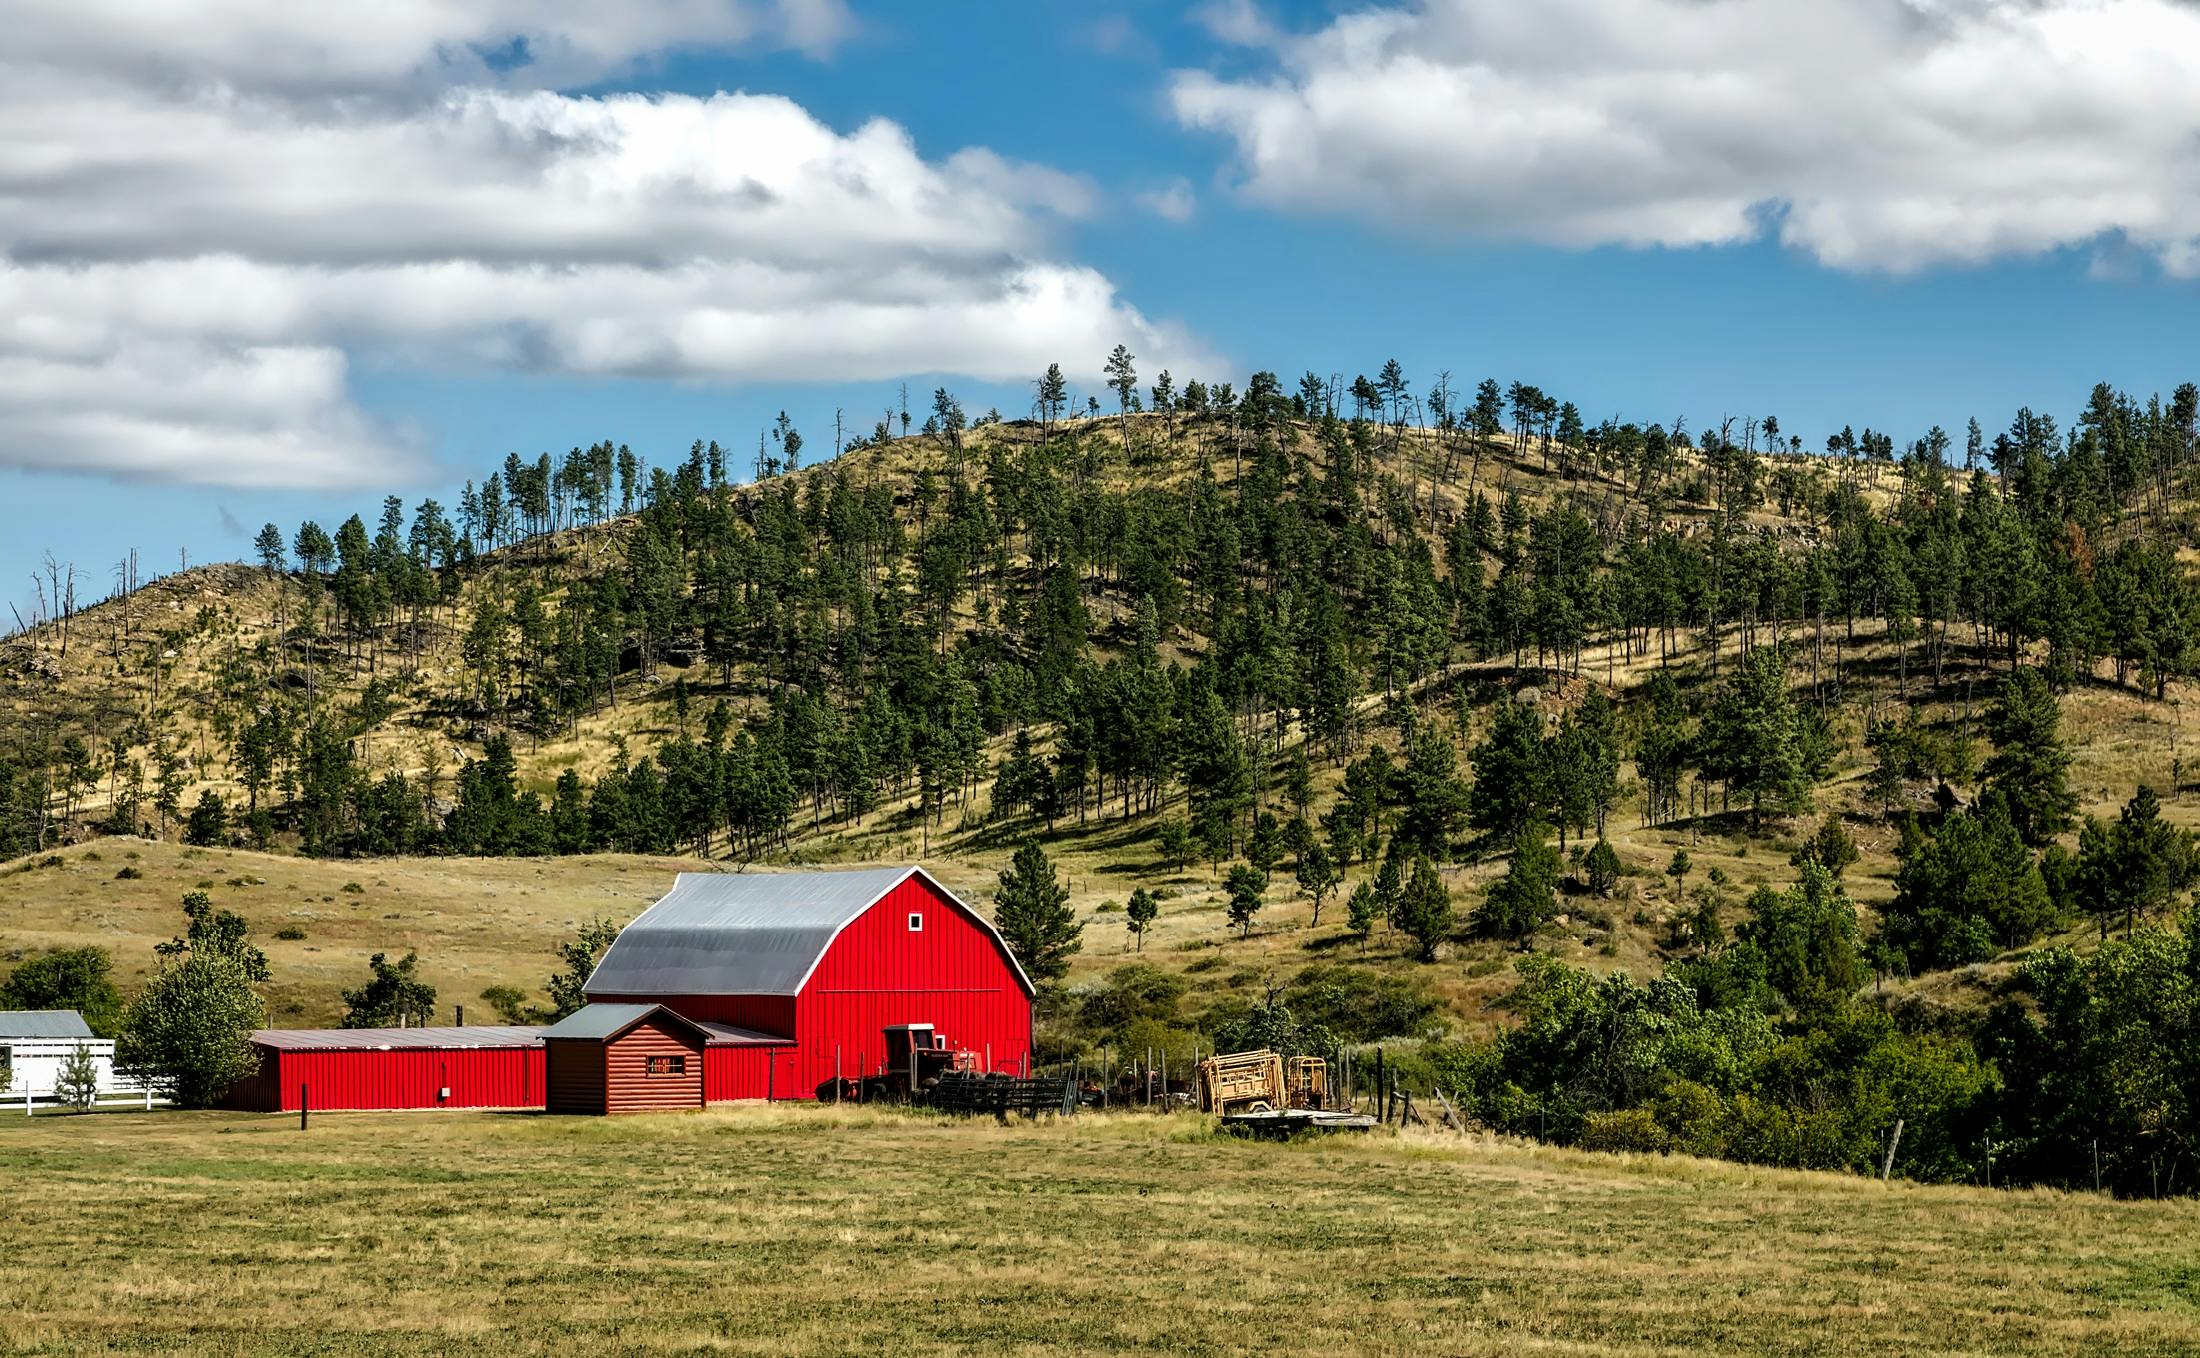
(1579, 1107), (1670, 1154)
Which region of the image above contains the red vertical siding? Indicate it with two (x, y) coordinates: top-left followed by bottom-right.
(249, 1047), (544, 1112)
(792, 875), (1032, 1097)
(221, 1046), (282, 1112)
(702, 1044), (795, 1101)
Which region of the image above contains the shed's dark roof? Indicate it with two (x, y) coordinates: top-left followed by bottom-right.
(584, 867), (1034, 999)
(251, 1025), (544, 1052)
(0, 1010), (95, 1040)
(541, 1003), (710, 1044)
(696, 1021), (787, 1047)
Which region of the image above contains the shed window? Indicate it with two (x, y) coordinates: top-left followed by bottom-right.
(907, 912), (924, 932)
(646, 1055), (686, 1075)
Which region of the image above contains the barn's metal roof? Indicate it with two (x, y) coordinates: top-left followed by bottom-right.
(583, 866), (1034, 998)
(251, 1025), (544, 1052)
(0, 1010), (95, 1040)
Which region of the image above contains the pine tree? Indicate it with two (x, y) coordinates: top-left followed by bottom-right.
(1125, 887), (1159, 952)
(1584, 839), (1621, 897)
(54, 1043), (101, 1112)
(1295, 841), (1340, 928)
(1469, 699), (1546, 837)
(1344, 881), (1380, 948)
(994, 841), (1081, 982)
(1698, 645), (1812, 829)
(1474, 821), (1561, 946)
(1104, 344), (1138, 432)
(1225, 863), (1267, 938)
(1395, 720), (1467, 856)
(1981, 666), (2078, 847)
(1878, 804), (2053, 970)
(1394, 855), (1454, 962)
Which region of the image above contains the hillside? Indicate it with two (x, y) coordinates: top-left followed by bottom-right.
(1, 411), (2188, 968)
(2, 393), (2196, 1191)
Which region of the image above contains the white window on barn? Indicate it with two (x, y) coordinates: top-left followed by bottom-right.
(907, 912), (924, 932)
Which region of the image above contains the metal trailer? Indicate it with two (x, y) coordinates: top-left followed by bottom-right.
(1195, 1049), (1289, 1115)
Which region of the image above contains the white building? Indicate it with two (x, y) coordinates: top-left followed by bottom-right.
(0, 1011), (125, 1104)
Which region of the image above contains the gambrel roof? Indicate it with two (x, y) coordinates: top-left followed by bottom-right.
(583, 867), (1035, 999)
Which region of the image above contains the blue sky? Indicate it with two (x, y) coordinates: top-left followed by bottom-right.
(8, 0), (2200, 620)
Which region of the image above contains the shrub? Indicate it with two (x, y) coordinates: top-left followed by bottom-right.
(1650, 1080), (1728, 1157)
(1579, 1107), (1670, 1154)
(113, 866), (142, 880)
(478, 985), (535, 1024)
(273, 926), (306, 941)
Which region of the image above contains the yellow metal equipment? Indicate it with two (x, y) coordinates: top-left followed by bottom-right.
(1196, 1049), (1329, 1116)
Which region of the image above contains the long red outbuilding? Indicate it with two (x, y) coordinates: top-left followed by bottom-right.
(225, 865), (1034, 1113)
(223, 1025), (546, 1112)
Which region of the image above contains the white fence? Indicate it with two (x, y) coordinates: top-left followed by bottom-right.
(17, 1086), (169, 1114)
(3, 1037), (169, 1114)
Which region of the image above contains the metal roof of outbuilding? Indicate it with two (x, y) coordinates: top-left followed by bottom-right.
(583, 866), (1034, 999)
(541, 1002), (714, 1044)
(0, 1010), (95, 1040)
(251, 1025), (544, 1052)
(695, 1021), (788, 1047)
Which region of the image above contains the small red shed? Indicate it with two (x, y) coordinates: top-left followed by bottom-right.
(222, 1026), (545, 1113)
(542, 1003), (709, 1115)
(584, 866), (1035, 1100)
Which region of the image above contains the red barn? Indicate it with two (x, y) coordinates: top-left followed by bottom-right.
(223, 1026), (545, 1113)
(582, 866), (1034, 1101)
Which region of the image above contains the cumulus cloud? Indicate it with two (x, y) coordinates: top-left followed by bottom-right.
(9, 0), (859, 92)
(0, 4), (1204, 488)
(1172, 0), (2200, 275)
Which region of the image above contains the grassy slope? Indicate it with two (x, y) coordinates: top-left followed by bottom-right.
(1, 1106), (2195, 1356)
(1, 419), (2192, 1028)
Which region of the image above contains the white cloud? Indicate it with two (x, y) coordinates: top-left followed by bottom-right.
(1193, 0), (1285, 49)
(1172, 0), (2200, 275)
(9, 0), (859, 92)
(0, 5), (1207, 488)
(1139, 179), (1199, 224)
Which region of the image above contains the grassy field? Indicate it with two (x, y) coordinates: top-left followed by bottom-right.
(0, 1106), (2195, 1356)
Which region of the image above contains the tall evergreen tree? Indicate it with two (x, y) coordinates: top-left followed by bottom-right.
(994, 841), (1081, 983)
(1981, 666), (2078, 847)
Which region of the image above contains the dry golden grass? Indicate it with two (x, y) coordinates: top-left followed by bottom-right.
(0, 1105), (2195, 1356)
(0, 839), (706, 1025)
